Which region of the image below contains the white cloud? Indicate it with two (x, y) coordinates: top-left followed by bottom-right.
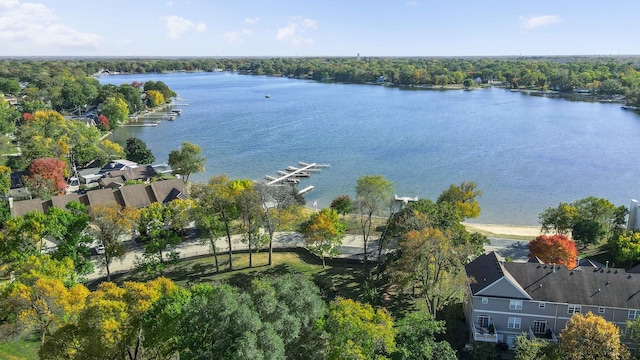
(276, 16), (317, 46)
(0, 0), (101, 52)
(244, 17), (259, 25)
(223, 31), (243, 43)
(166, 1), (173, 6)
(163, 15), (206, 39)
(406, 1), (419, 6)
(242, 29), (252, 35)
(519, 15), (561, 29)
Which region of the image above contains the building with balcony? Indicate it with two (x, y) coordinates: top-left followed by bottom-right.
(464, 251), (640, 350)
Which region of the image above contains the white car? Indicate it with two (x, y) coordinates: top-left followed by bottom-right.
(96, 243), (105, 255)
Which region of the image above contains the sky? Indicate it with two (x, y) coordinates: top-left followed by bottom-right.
(1, 0), (639, 57)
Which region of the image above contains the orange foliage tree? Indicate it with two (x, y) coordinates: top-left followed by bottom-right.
(23, 157), (67, 198)
(528, 234), (578, 269)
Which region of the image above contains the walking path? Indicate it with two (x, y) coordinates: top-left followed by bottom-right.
(87, 223), (541, 281)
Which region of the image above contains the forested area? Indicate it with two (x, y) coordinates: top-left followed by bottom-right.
(1, 56), (640, 105)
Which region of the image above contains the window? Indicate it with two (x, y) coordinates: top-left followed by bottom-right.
(568, 305), (581, 314)
(629, 310), (640, 320)
(481, 297), (488, 304)
(598, 307), (606, 314)
(539, 302), (546, 309)
(509, 300), (523, 310)
(477, 315), (490, 328)
(508, 317), (521, 329)
(533, 320), (547, 334)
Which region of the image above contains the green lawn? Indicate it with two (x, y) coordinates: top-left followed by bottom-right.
(0, 338), (39, 360)
(88, 249), (377, 304)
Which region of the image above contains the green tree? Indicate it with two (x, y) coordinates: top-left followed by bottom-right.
(0, 98), (19, 134)
(300, 208), (345, 268)
(436, 181), (482, 220)
(610, 231), (640, 265)
(0, 211), (48, 264)
(88, 203), (139, 281)
(192, 206), (224, 272)
(255, 182), (304, 266)
(330, 194), (353, 215)
(45, 202), (94, 276)
(0, 165), (11, 196)
(390, 228), (472, 317)
(514, 334), (543, 360)
(539, 197), (627, 247)
(391, 311), (456, 360)
(560, 312), (629, 360)
(539, 202), (578, 235)
(178, 283), (285, 360)
(125, 137), (155, 164)
(100, 96), (129, 128)
(138, 202), (182, 274)
(234, 179), (266, 268)
(355, 174), (394, 276)
(190, 175), (239, 270)
(247, 274), (327, 357)
(322, 298), (396, 360)
(168, 141), (205, 182)
(0, 78), (21, 95)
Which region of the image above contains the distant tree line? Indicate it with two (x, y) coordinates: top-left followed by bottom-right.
(2, 56), (639, 104)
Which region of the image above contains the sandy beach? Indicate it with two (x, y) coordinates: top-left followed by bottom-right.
(463, 223), (542, 239)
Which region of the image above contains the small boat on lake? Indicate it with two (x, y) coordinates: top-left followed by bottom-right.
(265, 94), (271, 98)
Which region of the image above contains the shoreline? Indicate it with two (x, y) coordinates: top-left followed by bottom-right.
(463, 222), (542, 240)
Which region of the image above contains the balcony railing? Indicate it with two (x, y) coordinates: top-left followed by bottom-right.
(473, 323), (499, 343)
(528, 327), (558, 343)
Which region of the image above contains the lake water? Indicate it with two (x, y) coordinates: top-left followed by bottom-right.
(100, 72), (640, 226)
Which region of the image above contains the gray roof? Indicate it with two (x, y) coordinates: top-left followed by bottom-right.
(149, 179), (188, 203)
(107, 166), (156, 182)
(466, 252), (507, 295)
(9, 179), (188, 217)
(466, 251), (640, 309)
(10, 198), (47, 217)
(120, 184), (153, 208)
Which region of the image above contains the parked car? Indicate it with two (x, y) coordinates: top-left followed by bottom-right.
(95, 243), (105, 255)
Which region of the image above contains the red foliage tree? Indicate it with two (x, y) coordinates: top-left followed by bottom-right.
(528, 234), (578, 269)
(26, 158), (67, 195)
(22, 113), (34, 122)
(98, 114), (110, 131)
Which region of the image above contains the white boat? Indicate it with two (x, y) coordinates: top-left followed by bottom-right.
(265, 94), (271, 98)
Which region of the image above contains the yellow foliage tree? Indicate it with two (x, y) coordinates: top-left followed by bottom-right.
(300, 208), (345, 268)
(390, 228), (473, 318)
(560, 312), (630, 360)
(323, 298), (396, 360)
(145, 90), (165, 108)
(0, 277), (89, 346)
(71, 277), (177, 359)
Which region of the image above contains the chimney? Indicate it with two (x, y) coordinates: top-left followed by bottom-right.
(606, 261), (609, 269)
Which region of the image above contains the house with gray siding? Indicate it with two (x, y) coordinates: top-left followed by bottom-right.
(464, 251), (640, 349)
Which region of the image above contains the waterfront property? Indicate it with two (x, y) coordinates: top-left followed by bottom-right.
(465, 252), (640, 350)
(9, 178), (188, 217)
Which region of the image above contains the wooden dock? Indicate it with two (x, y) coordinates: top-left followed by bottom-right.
(266, 162), (330, 185)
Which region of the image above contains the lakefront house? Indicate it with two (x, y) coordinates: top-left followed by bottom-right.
(464, 251), (640, 351)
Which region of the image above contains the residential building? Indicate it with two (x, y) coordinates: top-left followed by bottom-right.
(464, 251), (640, 350)
(9, 178), (188, 217)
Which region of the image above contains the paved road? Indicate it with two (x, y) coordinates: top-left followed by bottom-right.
(87, 231), (529, 281)
(486, 237), (530, 261)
